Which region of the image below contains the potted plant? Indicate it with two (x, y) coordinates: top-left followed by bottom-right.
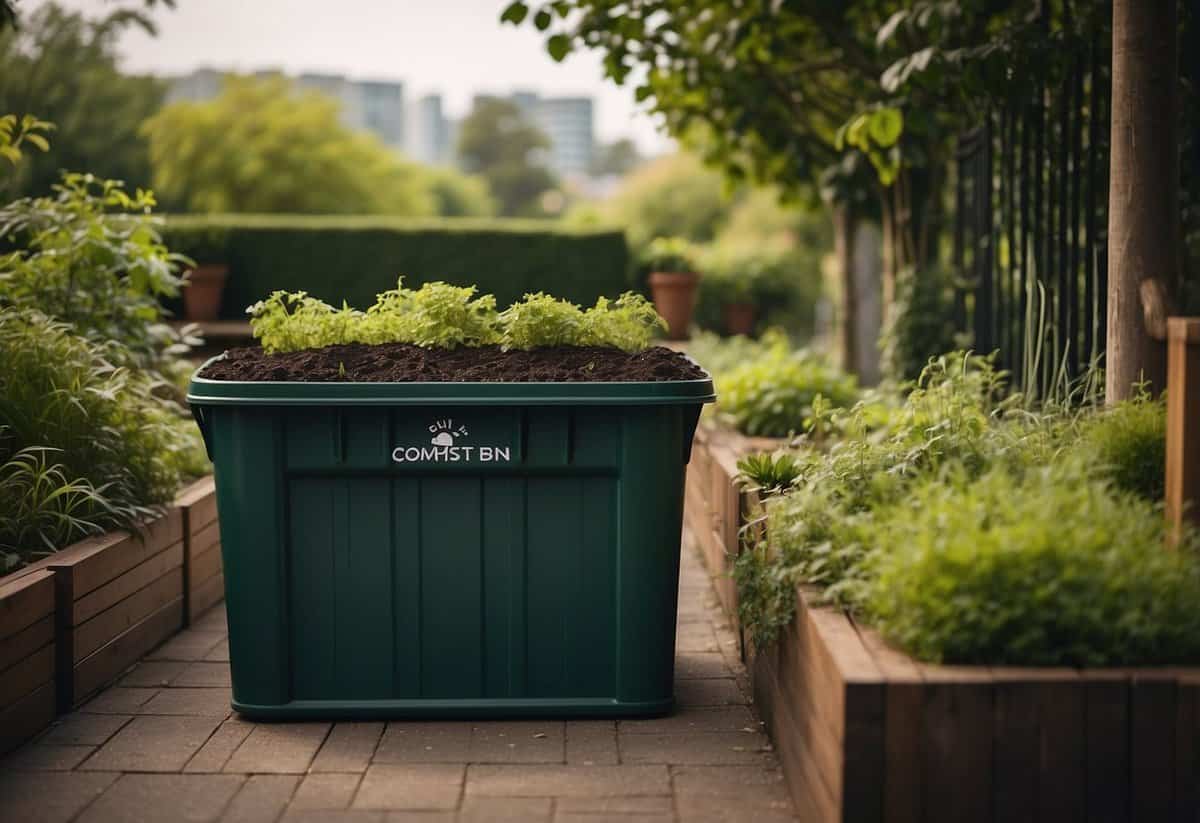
(181, 226), (231, 322)
(188, 282), (714, 719)
(641, 237), (700, 340)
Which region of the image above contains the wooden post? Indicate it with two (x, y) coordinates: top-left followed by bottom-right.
(1165, 318), (1200, 544)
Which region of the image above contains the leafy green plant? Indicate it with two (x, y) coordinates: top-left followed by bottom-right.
(719, 349), (858, 437)
(736, 452), (804, 494)
(0, 172), (190, 371)
(0, 310), (204, 568)
(861, 464), (1200, 665)
(0, 113), (52, 168)
(248, 282), (665, 355)
(1077, 390), (1166, 501)
(639, 236), (698, 274)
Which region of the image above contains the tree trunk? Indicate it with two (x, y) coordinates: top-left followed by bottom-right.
(832, 203), (858, 375)
(852, 221), (883, 385)
(1106, 0), (1179, 402)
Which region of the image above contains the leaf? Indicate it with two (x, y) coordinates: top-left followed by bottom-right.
(876, 10), (908, 46)
(546, 33), (571, 61)
(868, 108), (904, 147)
(534, 9), (552, 30)
(23, 133), (50, 152)
(499, 1), (528, 24)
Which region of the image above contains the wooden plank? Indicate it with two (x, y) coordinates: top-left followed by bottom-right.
(1174, 679), (1197, 822)
(918, 664), (994, 823)
(1130, 674), (1176, 822)
(72, 596), (183, 705)
(189, 572), (225, 621)
(0, 644), (53, 708)
(189, 543), (223, 587)
(188, 518), (221, 561)
(854, 622), (924, 823)
(0, 615), (53, 673)
(74, 567), (185, 662)
(176, 475), (218, 530)
(72, 540), (183, 626)
(1083, 670), (1132, 823)
(0, 681), (55, 757)
(0, 569), (55, 641)
(45, 509), (183, 598)
(1166, 318), (1200, 542)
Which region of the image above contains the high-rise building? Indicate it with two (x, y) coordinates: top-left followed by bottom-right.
(407, 94), (453, 166)
(358, 80), (406, 148)
(491, 91), (595, 177)
(165, 67), (222, 104)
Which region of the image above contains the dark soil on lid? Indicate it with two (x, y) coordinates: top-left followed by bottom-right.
(197, 342), (707, 383)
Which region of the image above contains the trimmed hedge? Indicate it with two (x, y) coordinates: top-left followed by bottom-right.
(162, 215), (632, 318)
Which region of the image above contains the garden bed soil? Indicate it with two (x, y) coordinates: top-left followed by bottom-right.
(198, 343), (706, 383)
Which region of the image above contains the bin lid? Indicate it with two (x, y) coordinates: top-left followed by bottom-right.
(187, 354), (716, 407)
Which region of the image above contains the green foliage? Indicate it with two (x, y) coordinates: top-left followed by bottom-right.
(879, 265), (963, 382)
(0, 5), (164, 197)
(422, 166), (497, 218)
(142, 75), (437, 215)
(0, 311), (204, 566)
(719, 348), (858, 438)
(639, 236), (699, 274)
(456, 97), (558, 217)
(1077, 392), (1167, 501)
(248, 283), (664, 355)
(736, 452), (804, 494)
(161, 214), (632, 319)
(861, 466), (1200, 666)
(0, 114), (52, 169)
(0, 173), (188, 371)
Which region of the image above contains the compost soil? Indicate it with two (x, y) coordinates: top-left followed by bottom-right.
(198, 343), (707, 383)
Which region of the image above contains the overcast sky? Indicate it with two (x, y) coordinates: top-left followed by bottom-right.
(30, 0), (672, 153)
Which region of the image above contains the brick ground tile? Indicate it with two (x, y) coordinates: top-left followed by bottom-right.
(79, 686), (159, 714)
(373, 723), (470, 763)
(311, 722), (384, 773)
(146, 630), (224, 662)
(223, 774), (298, 823)
(556, 813), (673, 823)
(466, 765), (670, 798)
(675, 622), (720, 653)
(2, 743), (95, 771)
(76, 773), (244, 823)
(618, 732), (770, 766)
(183, 717), (255, 773)
(137, 686), (232, 717)
(672, 678), (747, 707)
(283, 813), (386, 823)
(0, 770), (118, 823)
(460, 796), (551, 822)
(119, 660), (188, 687)
(40, 713), (132, 746)
(672, 765), (796, 822)
(191, 607), (228, 633)
(223, 723), (330, 774)
(81, 715), (224, 772)
(556, 795), (675, 814)
(172, 661), (233, 688)
(468, 721), (565, 764)
(564, 721), (618, 765)
(620, 706), (758, 735)
(673, 653), (732, 680)
(352, 764), (464, 811)
(291, 772), (361, 810)
(204, 638), (230, 662)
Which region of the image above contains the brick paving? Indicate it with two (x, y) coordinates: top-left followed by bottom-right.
(0, 543), (797, 822)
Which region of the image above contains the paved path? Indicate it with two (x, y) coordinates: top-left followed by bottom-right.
(0, 543), (797, 822)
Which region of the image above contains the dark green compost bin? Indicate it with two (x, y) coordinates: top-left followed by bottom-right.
(188, 361), (715, 719)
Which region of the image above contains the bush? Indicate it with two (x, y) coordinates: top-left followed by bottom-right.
(0, 311), (206, 567)
(861, 465), (1200, 666)
(695, 244), (819, 336)
(1077, 391), (1166, 500)
(719, 349), (858, 437)
(638, 236), (699, 275)
(162, 215), (631, 319)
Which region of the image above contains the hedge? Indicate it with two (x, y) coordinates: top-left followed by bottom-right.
(162, 215), (632, 318)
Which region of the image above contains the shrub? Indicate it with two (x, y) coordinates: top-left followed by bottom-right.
(638, 236), (699, 275)
(247, 283), (665, 354)
(860, 465), (1200, 665)
(718, 349), (858, 437)
(162, 215), (631, 319)
(1077, 391), (1166, 500)
(0, 310), (205, 566)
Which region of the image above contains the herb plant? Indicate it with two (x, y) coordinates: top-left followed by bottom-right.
(247, 281), (665, 355)
(639, 236), (698, 274)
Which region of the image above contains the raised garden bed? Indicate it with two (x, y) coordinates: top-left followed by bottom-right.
(684, 426), (1200, 823)
(176, 476), (224, 624)
(0, 569), (56, 756)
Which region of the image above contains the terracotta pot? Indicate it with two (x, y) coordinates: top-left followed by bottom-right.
(183, 263), (229, 322)
(722, 302), (757, 337)
(648, 270), (700, 341)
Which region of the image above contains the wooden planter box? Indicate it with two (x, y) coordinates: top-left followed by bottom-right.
(0, 570), (56, 755)
(683, 428), (1200, 823)
(176, 476), (224, 624)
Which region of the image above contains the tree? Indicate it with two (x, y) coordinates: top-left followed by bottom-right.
(0, 4), (165, 197)
(1106, 0), (1180, 400)
(1, 0), (174, 31)
(422, 166), (496, 217)
(590, 138), (641, 177)
(141, 75), (437, 215)
(456, 97), (558, 217)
